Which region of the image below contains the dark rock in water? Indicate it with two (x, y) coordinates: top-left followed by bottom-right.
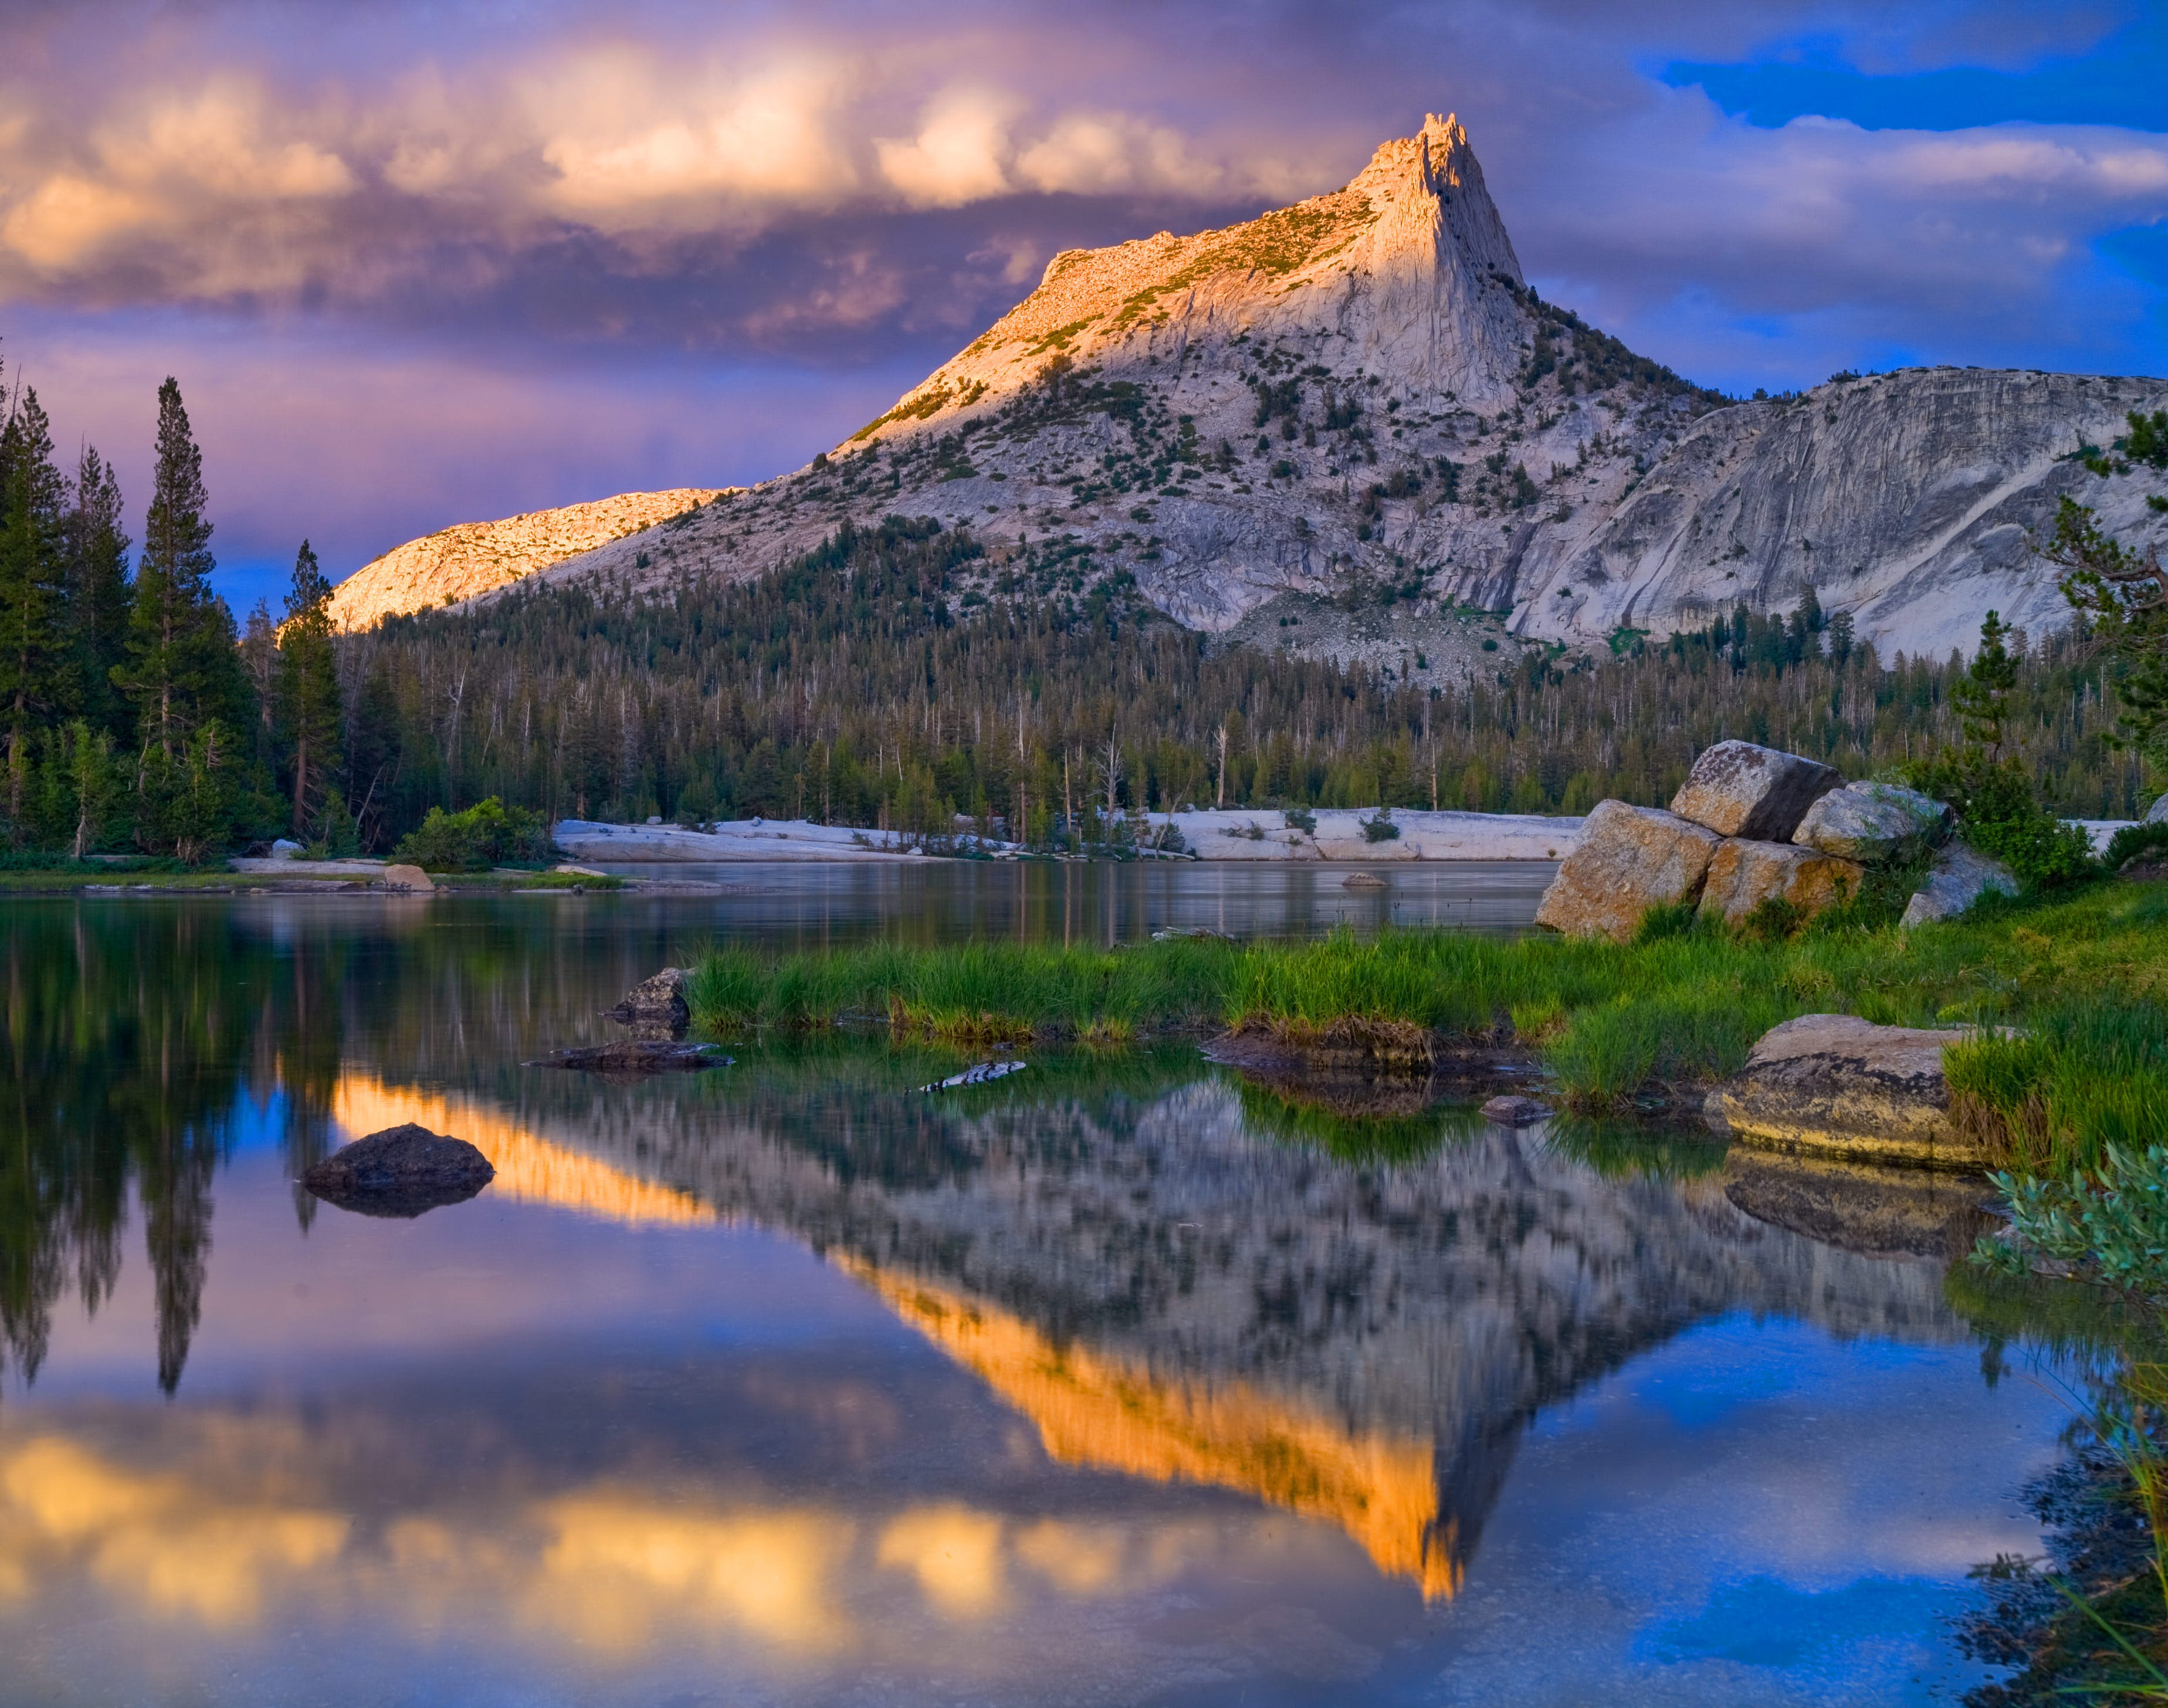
(1342, 870), (1387, 889)
(607, 967), (691, 1039)
(533, 1041), (731, 1073)
(1481, 1094), (1550, 1127)
(302, 1123), (494, 1218)
(1722, 1150), (1997, 1262)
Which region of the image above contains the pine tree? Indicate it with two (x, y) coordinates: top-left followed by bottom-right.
(275, 539), (341, 836)
(65, 446), (131, 742)
(1952, 609), (2020, 759)
(0, 389), (70, 837)
(117, 378), (224, 758)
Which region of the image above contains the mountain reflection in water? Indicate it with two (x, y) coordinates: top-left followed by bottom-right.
(0, 896), (2088, 1704)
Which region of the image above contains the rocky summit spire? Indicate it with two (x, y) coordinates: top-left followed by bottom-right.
(849, 111), (1537, 440)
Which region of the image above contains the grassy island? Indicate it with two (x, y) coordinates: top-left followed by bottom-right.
(690, 875), (2168, 1170)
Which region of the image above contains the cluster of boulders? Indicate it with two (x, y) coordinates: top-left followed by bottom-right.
(1534, 740), (2012, 941)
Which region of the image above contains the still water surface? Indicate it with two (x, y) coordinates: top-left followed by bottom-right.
(581, 858), (1559, 945)
(0, 887), (2107, 1706)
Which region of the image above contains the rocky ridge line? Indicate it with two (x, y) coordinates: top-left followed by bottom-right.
(328, 487), (727, 630)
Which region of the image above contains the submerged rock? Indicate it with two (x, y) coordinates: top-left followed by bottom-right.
(607, 967), (691, 1039)
(1899, 842), (2018, 927)
(1533, 799), (1720, 942)
(1342, 871), (1387, 889)
(1708, 1014), (1985, 1170)
(1480, 1095), (1550, 1127)
(1697, 839), (1865, 928)
(302, 1123), (494, 1218)
(1792, 781), (1954, 863)
(1670, 741), (1841, 842)
(534, 1041), (730, 1073)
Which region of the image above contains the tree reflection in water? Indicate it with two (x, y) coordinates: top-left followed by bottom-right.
(0, 905), (348, 1391)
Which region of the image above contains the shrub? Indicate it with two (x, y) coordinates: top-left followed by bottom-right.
(1906, 753), (2096, 887)
(392, 797), (553, 871)
(2105, 820), (2168, 871)
(1283, 807), (1317, 835)
(1359, 809), (1400, 843)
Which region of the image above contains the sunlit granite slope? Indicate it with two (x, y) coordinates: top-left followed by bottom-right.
(326, 487), (726, 630)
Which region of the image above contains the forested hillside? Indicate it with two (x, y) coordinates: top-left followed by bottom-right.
(331, 517), (2149, 849)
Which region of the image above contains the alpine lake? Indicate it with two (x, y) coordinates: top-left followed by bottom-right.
(0, 861), (2122, 1706)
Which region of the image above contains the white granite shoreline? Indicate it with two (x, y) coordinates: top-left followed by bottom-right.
(552, 811), (1588, 863)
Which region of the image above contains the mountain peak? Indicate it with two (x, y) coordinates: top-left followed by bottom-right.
(845, 112), (1533, 446)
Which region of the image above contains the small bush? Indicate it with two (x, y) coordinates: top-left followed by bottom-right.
(1906, 754), (2096, 887)
(392, 797), (553, 872)
(1283, 807), (1317, 835)
(1359, 809), (1400, 843)
(2105, 820), (2168, 871)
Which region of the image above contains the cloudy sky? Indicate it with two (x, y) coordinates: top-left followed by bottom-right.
(0, 0), (2161, 611)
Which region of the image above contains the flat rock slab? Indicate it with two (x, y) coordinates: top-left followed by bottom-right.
(1708, 1013), (1986, 1170)
(1901, 843), (2018, 927)
(1698, 839), (1865, 927)
(303, 1123), (494, 1217)
(533, 1041), (731, 1073)
(1793, 781), (1953, 862)
(1534, 799), (1719, 942)
(1670, 741), (1840, 841)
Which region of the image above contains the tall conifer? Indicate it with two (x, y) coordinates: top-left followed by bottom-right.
(65, 445), (131, 741)
(0, 389), (69, 709)
(276, 538), (341, 835)
(0, 389), (70, 833)
(117, 378), (222, 757)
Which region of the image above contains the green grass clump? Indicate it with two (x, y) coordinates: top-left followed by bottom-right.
(687, 937), (1242, 1041)
(1946, 998), (2168, 1174)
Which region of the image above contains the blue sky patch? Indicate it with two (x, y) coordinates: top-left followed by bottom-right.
(1661, 21), (2167, 133)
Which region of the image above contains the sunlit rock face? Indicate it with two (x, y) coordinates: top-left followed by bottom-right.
(326, 487), (725, 630)
(488, 112), (2168, 662)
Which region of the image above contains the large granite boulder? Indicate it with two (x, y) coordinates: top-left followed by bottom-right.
(1899, 843), (2019, 927)
(1793, 781), (1954, 863)
(607, 967), (691, 1039)
(1533, 799), (1719, 942)
(302, 1123), (494, 1217)
(1670, 741), (1841, 841)
(1706, 1014), (1984, 1170)
(2147, 793), (2168, 825)
(380, 863), (435, 893)
(1698, 839), (1865, 928)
